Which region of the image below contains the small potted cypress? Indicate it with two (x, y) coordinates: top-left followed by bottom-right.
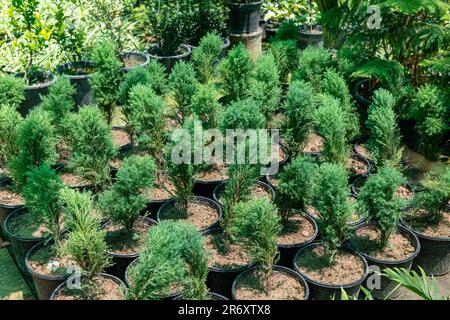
(294, 163), (369, 300)
(64, 106), (117, 193)
(98, 155), (157, 279)
(191, 33), (226, 84)
(350, 165), (420, 299)
(403, 169), (450, 276)
(3, 108), (58, 273)
(51, 191), (126, 300)
(24, 165), (68, 300)
(0, 104), (23, 236)
(157, 119), (222, 232)
(274, 156), (319, 267)
(231, 198), (310, 300)
(127, 221), (227, 300)
(144, 0), (193, 72)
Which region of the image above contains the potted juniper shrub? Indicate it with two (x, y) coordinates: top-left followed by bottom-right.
(274, 156), (319, 267)
(231, 198), (310, 300)
(267, 39), (298, 94)
(98, 155), (157, 280)
(6, 0), (57, 115)
(219, 43), (254, 104)
(0, 105), (23, 236)
(402, 169), (450, 276)
(51, 191), (126, 300)
(227, 0), (264, 34)
(24, 166), (68, 300)
(64, 106), (117, 193)
(186, 1), (229, 52)
(314, 94), (370, 182)
(157, 119), (222, 232)
(144, 0), (192, 72)
(191, 33), (227, 84)
(89, 0), (150, 73)
(120, 83), (172, 217)
(350, 165), (421, 300)
(38, 77), (76, 166)
(127, 221), (227, 300)
(294, 163), (369, 300)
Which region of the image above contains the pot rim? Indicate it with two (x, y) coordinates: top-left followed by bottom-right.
(0, 180), (25, 209)
(146, 44), (192, 60)
(202, 227), (256, 273)
(351, 175), (416, 200)
(156, 196), (223, 233)
(188, 37), (231, 50)
(293, 241), (370, 289)
(231, 265), (310, 300)
(3, 207), (49, 242)
(277, 212), (319, 248)
(213, 180), (276, 206)
(350, 223), (422, 265)
(55, 61), (96, 80)
(120, 51), (151, 72)
(400, 217), (450, 243)
(25, 240), (69, 281)
(50, 273), (128, 300)
(102, 216), (157, 259)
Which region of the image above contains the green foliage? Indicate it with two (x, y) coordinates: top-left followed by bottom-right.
(0, 75), (25, 108)
(219, 44), (253, 102)
(169, 61), (199, 123)
(320, 69), (360, 140)
(314, 94), (349, 165)
(166, 118), (201, 212)
(127, 220), (208, 300)
(249, 54), (281, 119)
(187, 1), (228, 46)
(144, 0), (191, 56)
(272, 20), (299, 42)
(275, 156), (318, 224)
(61, 189), (111, 289)
(283, 80), (315, 158)
(220, 99), (266, 131)
(412, 169), (450, 224)
(313, 163), (352, 262)
(39, 76), (75, 135)
(23, 165), (64, 245)
(409, 84), (448, 160)
(191, 83), (221, 130)
(98, 155), (155, 231)
(10, 108), (57, 190)
(232, 198), (281, 294)
(366, 89), (403, 167)
(268, 40), (299, 84)
(123, 84), (167, 169)
(191, 33), (223, 84)
(0, 105), (22, 170)
(294, 46), (335, 89)
(89, 39), (122, 124)
(263, 0), (318, 25)
(351, 58), (404, 93)
(358, 166), (408, 247)
(145, 60), (169, 96)
(66, 106), (116, 192)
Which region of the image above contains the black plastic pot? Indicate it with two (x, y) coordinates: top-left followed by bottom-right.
(265, 21), (279, 40)
(352, 137), (410, 168)
(173, 292), (229, 300)
(298, 24), (324, 49)
(120, 51), (150, 73)
(3, 208), (48, 274)
(157, 196), (222, 233)
(50, 273), (127, 300)
(125, 258), (183, 300)
(18, 71), (57, 116)
(350, 223), (421, 300)
(188, 38), (231, 59)
(232, 265), (310, 300)
(277, 213), (318, 268)
(203, 228), (255, 299)
(351, 175), (415, 200)
(401, 219), (450, 276)
(0, 180), (24, 240)
(229, 1), (263, 34)
(293, 242), (369, 300)
(213, 180), (276, 207)
(56, 61), (96, 108)
(25, 241), (69, 300)
(146, 44), (192, 73)
(103, 217), (157, 281)
(193, 171), (229, 200)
